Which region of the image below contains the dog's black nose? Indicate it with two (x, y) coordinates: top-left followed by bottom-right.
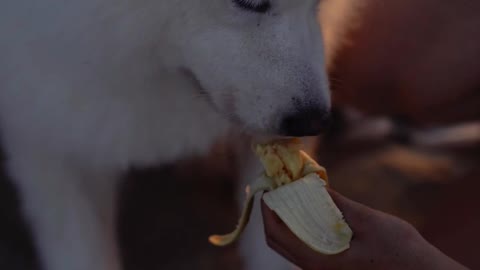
(280, 108), (331, 137)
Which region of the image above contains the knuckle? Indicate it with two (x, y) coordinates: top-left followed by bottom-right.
(389, 216), (420, 242)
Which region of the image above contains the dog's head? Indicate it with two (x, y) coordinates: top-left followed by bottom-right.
(168, 0), (330, 136)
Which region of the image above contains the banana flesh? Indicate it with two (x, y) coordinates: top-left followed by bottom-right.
(254, 139), (328, 187)
(209, 139), (352, 255)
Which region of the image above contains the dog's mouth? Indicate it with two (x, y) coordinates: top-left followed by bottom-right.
(180, 68), (217, 109)
(179, 68), (294, 139)
(180, 67), (245, 126)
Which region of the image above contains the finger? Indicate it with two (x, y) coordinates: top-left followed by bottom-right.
(261, 191), (414, 270)
(327, 189), (384, 234)
(261, 190), (385, 266)
(261, 200), (346, 268)
(265, 235), (300, 266)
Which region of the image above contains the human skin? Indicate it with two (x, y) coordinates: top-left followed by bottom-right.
(261, 190), (470, 270)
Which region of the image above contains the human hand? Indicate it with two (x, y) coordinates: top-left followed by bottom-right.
(261, 190), (469, 270)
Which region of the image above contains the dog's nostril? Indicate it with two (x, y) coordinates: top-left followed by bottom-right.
(280, 108), (331, 137)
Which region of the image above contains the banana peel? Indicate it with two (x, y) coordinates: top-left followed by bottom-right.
(209, 139), (353, 255)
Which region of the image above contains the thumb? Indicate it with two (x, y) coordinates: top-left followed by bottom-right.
(327, 189), (383, 234)
(261, 190), (381, 266)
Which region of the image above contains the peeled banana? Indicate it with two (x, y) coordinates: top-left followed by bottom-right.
(209, 139), (352, 255)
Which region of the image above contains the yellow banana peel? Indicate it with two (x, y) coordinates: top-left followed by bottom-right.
(209, 139), (352, 255)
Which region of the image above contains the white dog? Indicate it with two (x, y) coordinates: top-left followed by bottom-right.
(0, 0), (354, 269)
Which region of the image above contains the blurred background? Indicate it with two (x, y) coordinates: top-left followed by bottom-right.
(1, 0), (479, 269)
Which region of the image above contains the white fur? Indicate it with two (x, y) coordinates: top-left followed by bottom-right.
(0, 0), (333, 269)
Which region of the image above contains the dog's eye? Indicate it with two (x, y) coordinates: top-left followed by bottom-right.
(233, 0), (271, 13)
